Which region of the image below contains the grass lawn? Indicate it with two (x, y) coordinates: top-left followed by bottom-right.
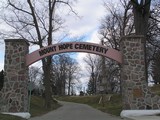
(57, 85), (160, 116)
(57, 94), (122, 116)
(30, 96), (61, 117)
(0, 96), (61, 120)
(0, 113), (25, 120)
(150, 84), (160, 96)
(0, 85), (159, 119)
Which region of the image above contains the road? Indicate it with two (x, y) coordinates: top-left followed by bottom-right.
(29, 101), (123, 120)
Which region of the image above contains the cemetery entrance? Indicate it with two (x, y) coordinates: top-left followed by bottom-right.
(1, 35), (160, 113)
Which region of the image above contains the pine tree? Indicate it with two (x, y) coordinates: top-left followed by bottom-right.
(0, 70), (4, 91)
(86, 77), (94, 95)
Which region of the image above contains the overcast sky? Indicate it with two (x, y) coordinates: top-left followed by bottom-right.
(0, 0), (109, 88)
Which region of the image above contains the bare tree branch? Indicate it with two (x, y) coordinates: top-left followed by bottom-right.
(7, 0), (32, 15)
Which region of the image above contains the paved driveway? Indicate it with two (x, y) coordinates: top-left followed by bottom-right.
(29, 101), (123, 120)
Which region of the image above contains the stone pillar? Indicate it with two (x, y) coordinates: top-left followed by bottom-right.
(121, 35), (160, 110)
(0, 39), (29, 112)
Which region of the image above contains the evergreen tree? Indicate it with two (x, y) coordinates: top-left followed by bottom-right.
(86, 77), (94, 95)
(0, 70), (4, 91)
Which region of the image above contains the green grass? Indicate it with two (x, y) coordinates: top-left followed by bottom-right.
(0, 96), (61, 120)
(0, 113), (25, 120)
(57, 85), (160, 116)
(30, 96), (61, 117)
(150, 84), (160, 96)
(1, 84), (159, 119)
(150, 85), (160, 116)
(57, 94), (122, 116)
(100, 94), (122, 116)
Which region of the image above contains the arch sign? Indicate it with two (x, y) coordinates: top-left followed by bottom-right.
(26, 42), (122, 66)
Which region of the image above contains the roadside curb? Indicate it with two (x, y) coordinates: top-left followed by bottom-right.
(121, 110), (160, 120)
(124, 116), (160, 120)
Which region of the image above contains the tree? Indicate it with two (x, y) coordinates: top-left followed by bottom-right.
(0, 70), (4, 91)
(100, 0), (160, 83)
(86, 77), (94, 95)
(67, 58), (80, 95)
(52, 54), (69, 95)
(131, 0), (151, 35)
(146, 1), (160, 77)
(152, 50), (160, 84)
(83, 54), (102, 94)
(28, 66), (43, 95)
(0, 0), (77, 109)
(52, 54), (80, 95)
(29, 66), (42, 83)
(99, 0), (133, 93)
(131, 0), (160, 81)
(99, 0), (133, 50)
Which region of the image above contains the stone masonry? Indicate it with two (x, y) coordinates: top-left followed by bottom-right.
(121, 35), (160, 110)
(0, 39), (29, 112)
(1, 36), (160, 113)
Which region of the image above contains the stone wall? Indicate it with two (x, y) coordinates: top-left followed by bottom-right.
(0, 39), (29, 112)
(121, 35), (160, 110)
(1, 36), (160, 112)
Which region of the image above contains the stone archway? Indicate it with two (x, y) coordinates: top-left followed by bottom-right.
(26, 42), (122, 66)
(1, 35), (160, 113)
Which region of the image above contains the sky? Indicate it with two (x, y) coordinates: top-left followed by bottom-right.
(60, 0), (107, 87)
(0, 0), (108, 90)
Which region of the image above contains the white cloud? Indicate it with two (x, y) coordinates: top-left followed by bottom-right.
(77, 53), (87, 68)
(0, 43), (5, 70)
(60, 0), (106, 87)
(87, 30), (101, 43)
(75, 29), (102, 85)
(61, 0), (105, 37)
(0, 0), (106, 88)
(0, 60), (4, 70)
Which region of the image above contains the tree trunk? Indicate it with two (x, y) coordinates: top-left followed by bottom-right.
(132, 0), (151, 35)
(68, 73), (72, 95)
(131, 0), (151, 81)
(101, 40), (111, 93)
(62, 76), (66, 95)
(42, 56), (52, 109)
